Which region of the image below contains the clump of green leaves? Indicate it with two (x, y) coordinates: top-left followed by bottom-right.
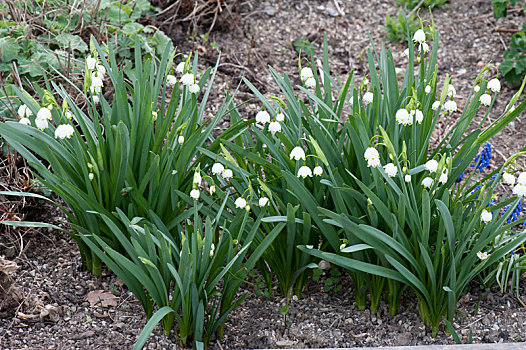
(294, 38), (316, 56)
(499, 27), (526, 84)
(0, 0), (170, 119)
(396, 0), (448, 10)
(492, 0), (526, 84)
(493, 0), (522, 18)
(384, 12), (420, 43)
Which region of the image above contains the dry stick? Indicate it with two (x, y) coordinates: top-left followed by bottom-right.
(408, 0), (426, 16)
(333, 0), (345, 16)
(494, 28), (521, 34)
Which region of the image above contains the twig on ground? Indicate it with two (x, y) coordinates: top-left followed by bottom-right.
(408, 0), (426, 16)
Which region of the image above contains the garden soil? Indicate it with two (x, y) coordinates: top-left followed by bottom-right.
(1, 0), (525, 349)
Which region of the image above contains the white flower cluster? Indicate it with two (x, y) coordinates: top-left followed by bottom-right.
(300, 67), (316, 88)
(364, 147), (380, 168)
(255, 108), (285, 135)
(412, 29), (430, 53)
(32, 105), (53, 130)
(55, 124), (75, 139)
(432, 83), (457, 114)
(290, 146), (323, 178)
(501, 171), (526, 196)
(17, 104), (32, 125)
(421, 159), (448, 188)
(510, 172), (526, 197)
(395, 108), (423, 126)
(479, 78), (500, 107)
(86, 56), (106, 103)
(166, 59), (200, 94)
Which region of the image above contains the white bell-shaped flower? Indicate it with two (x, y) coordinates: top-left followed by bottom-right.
(255, 110), (270, 124)
(443, 100), (457, 113)
(297, 166), (313, 178)
(54, 124), (75, 139)
(212, 163), (225, 175)
(487, 78), (501, 93)
(413, 29), (426, 44)
(479, 94), (491, 106)
(290, 146), (306, 161)
(18, 104), (32, 118)
(425, 159), (439, 173)
(190, 189), (200, 200)
(235, 197), (247, 208)
(166, 75), (177, 86)
(268, 121), (281, 134)
(313, 166), (323, 176)
(422, 177), (434, 188)
(480, 210), (492, 223)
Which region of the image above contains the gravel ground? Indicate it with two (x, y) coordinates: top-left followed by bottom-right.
(1, 0), (525, 349)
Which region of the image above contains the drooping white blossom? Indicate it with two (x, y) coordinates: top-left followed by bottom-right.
(212, 163), (225, 175)
(422, 177), (434, 188)
(166, 75), (177, 86)
(35, 118), (49, 130)
(180, 73), (195, 86)
(176, 62), (185, 74)
(480, 210), (492, 223)
(19, 118), (31, 125)
(290, 146), (306, 161)
(297, 166), (313, 178)
(235, 197), (247, 209)
(415, 110), (424, 124)
(479, 94), (491, 106)
(305, 77), (316, 88)
(190, 189), (200, 200)
(222, 168), (233, 179)
(255, 110), (271, 124)
(502, 172), (515, 186)
(364, 147), (381, 168)
(395, 108), (412, 126)
(383, 163), (398, 177)
(425, 159), (439, 173)
(300, 67), (314, 82)
(487, 78), (501, 93)
(259, 197), (269, 206)
(18, 104), (32, 118)
(363, 92), (373, 105)
(54, 124), (75, 139)
(443, 100), (457, 113)
(413, 29), (426, 44)
(268, 121), (281, 134)
(37, 107), (52, 121)
(189, 84), (200, 94)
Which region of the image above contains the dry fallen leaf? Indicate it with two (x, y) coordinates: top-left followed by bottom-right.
(86, 290), (118, 308)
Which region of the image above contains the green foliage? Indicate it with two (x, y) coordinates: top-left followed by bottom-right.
(0, 0), (169, 120)
(492, 0), (526, 84)
(293, 38), (316, 56)
(500, 31), (526, 84)
(396, 0), (448, 10)
(384, 12), (420, 43)
(492, 0), (522, 19)
(81, 203), (282, 349)
(281, 27), (526, 335)
(0, 39), (246, 275)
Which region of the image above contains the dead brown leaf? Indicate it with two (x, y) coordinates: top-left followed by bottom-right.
(86, 290), (118, 308)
